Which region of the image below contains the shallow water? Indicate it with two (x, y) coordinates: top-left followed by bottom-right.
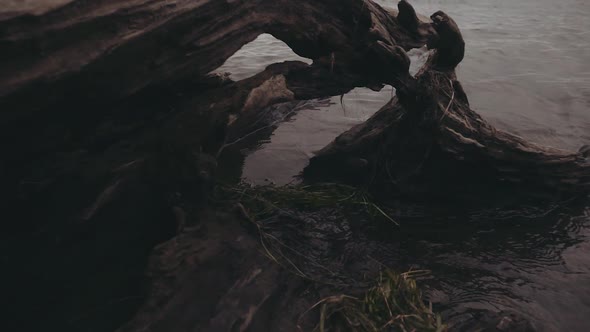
(218, 0), (590, 330)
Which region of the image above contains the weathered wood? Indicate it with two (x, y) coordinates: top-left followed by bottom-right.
(0, 0), (431, 103)
(0, 1), (437, 331)
(0, 0), (433, 202)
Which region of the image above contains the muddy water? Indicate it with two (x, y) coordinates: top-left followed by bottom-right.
(217, 0), (590, 331)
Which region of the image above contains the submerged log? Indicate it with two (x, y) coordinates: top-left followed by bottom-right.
(304, 11), (590, 204)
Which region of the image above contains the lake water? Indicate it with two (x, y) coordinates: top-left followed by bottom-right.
(217, 0), (590, 331)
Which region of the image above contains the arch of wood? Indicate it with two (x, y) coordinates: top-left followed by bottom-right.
(1, 0), (588, 206)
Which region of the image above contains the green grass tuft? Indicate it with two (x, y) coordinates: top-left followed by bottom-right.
(313, 270), (446, 332)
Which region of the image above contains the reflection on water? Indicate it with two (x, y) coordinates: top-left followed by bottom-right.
(216, 0), (590, 330)
(240, 87), (395, 185)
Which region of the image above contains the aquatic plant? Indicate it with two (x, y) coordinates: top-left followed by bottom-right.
(312, 269), (446, 332)
(215, 182), (398, 225)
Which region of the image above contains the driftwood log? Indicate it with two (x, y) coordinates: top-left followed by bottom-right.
(2, 0), (587, 208)
(1, 0), (589, 331)
(0, 1), (442, 331)
(0, 0), (433, 207)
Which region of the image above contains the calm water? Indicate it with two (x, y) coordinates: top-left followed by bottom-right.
(217, 0), (590, 331)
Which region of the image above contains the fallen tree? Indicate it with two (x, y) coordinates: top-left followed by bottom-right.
(4, 0), (585, 207)
(2, 0), (589, 331)
(0, 1), (442, 331)
(0, 0), (434, 212)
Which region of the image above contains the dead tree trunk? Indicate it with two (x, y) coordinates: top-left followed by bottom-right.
(0, 0), (433, 199)
(0, 0), (432, 109)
